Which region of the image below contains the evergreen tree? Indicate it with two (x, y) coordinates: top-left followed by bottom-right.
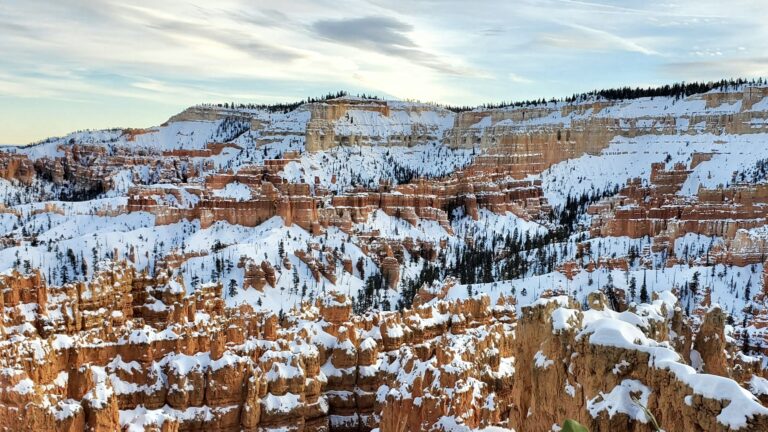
(228, 279), (238, 298)
(293, 268), (300, 294)
(604, 273), (619, 310)
(742, 330), (751, 354)
(59, 265), (69, 284)
(689, 271), (700, 294)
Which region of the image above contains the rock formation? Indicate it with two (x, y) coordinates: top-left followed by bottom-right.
(1, 270), (766, 431)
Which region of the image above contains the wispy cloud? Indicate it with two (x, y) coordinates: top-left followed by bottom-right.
(311, 15), (472, 75)
(508, 73), (534, 84)
(534, 22), (660, 56)
(661, 57), (768, 80)
(124, 4), (303, 62)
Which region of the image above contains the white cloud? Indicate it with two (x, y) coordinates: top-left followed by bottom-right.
(508, 73), (534, 84)
(0, 0), (766, 143)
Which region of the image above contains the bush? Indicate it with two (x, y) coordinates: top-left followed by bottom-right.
(561, 419), (589, 432)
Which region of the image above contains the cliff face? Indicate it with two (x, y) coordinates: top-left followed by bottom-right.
(304, 98), (454, 152)
(587, 159), (768, 269)
(445, 87), (768, 180)
(508, 293), (768, 432)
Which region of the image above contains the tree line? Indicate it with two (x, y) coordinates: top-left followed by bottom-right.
(203, 91), (382, 114)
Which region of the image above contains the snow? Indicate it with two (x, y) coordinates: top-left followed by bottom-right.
(332, 104), (454, 139)
(121, 326), (179, 345)
(120, 404), (238, 431)
(83, 367), (114, 409)
(266, 362), (303, 382)
(579, 315), (651, 349)
(551, 307), (580, 332)
(612, 360), (631, 375)
(12, 378), (34, 395)
(281, 143), (474, 193)
(749, 375), (768, 397)
(211, 182), (252, 201)
(750, 97), (768, 112)
(107, 356), (141, 374)
(262, 392), (301, 414)
(431, 416), (516, 432)
(564, 381), (576, 398)
(386, 325), (405, 339)
(534, 351), (554, 369)
(51, 400), (83, 421)
(587, 379), (651, 423)
(540, 132), (768, 208)
(130, 120), (222, 151)
(446, 262), (762, 325)
(575, 297), (768, 429)
(453, 208), (547, 241)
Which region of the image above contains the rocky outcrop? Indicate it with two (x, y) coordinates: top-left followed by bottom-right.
(2, 266), (766, 432)
(508, 294), (768, 432)
(0, 154), (36, 184)
(240, 258), (277, 292)
(588, 159), (768, 267)
(693, 306), (729, 376)
(305, 98), (452, 152)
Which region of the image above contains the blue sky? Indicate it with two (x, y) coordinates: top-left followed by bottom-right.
(1, 0), (766, 144)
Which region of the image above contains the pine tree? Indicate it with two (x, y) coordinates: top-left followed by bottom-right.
(629, 276), (637, 301)
(689, 271), (700, 294)
(604, 273), (618, 310)
(742, 330), (751, 354)
(60, 265), (69, 284)
(66, 248), (76, 269)
(228, 279), (238, 298)
(640, 270), (649, 303)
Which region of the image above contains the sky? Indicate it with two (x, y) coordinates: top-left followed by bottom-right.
(1, 0), (767, 145)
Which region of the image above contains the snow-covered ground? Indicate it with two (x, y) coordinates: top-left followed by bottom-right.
(2, 88), (768, 344)
(539, 132), (768, 208)
(281, 143), (475, 192)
